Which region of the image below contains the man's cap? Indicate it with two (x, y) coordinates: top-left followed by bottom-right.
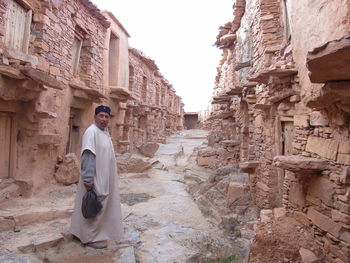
(95, 105), (111, 115)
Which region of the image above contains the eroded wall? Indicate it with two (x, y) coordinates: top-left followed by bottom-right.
(204, 0), (350, 261)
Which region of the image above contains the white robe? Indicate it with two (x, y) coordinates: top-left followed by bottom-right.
(69, 124), (123, 243)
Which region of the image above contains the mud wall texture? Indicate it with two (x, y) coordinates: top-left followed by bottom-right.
(0, 0), (183, 196)
(204, 0), (350, 262)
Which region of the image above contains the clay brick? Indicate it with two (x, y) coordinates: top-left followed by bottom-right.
(307, 207), (342, 238)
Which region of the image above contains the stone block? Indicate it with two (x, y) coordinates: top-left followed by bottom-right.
(197, 156), (218, 167)
(340, 230), (350, 244)
(332, 209), (350, 224)
(33, 14), (50, 25)
(117, 154), (152, 173)
(137, 142), (159, 158)
(307, 207), (342, 238)
(18, 233), (64, 253)
(115, 246), (136, 263)
(273, 155), (328, 173)
(37, 56), (50, 72)
(329, 244), (349, 263)
(290, 95), (301, 102)
(260, 209), (273, 222)
(293, 211), (310, 226)
(329, 172), (341, 183)
(306, 136), (339, 160)
(49, 66), (60, 76)
(290, 181), (305, 208)
(226, 182), (248, 200)
(256, 182), (270, 192)
(339, 141), (350, 154)
(294, 115), (309, 127)
(299, 247), (321, 263)
(273, 207), (286, 219)
(338, 154), (350, 165)
(306, 176), (334, 207)
(54, 153), (79, 185)
(221, 214), (238, 230)
(340, 167), (350, 184)
(310, 111), (329, 126)
(335, 201), (350, 214)
(5, 50), (38, 66)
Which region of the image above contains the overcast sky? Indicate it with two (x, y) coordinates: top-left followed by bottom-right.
(91, 0), (233, 112)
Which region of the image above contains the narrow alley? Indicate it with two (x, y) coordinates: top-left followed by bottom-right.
(0, 130), (252, 263)
(1, 1), (350, 263)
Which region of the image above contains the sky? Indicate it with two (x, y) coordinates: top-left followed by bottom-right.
(91, 0), (234, 112)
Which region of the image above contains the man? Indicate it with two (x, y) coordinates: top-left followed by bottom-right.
(70, 105), (123, 249)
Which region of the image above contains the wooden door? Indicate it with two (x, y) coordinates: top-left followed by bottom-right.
(5, 0), (31, 52)
(0, 113), (12, 179)
(276, 120), (294, 206)
(282, 121), (294, 155)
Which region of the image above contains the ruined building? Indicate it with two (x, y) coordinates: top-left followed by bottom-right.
(0, 0), (183, 198)
(202, 0), (350, 262)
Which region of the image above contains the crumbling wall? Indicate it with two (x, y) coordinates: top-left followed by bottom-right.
(205, 0), (350, 261)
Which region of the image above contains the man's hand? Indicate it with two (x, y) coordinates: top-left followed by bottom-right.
(84, 183), (93, 191)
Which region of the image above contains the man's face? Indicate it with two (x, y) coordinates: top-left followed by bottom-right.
(94, 112), (111, 130)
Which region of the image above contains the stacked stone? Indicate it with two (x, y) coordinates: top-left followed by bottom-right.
(205, 0), (350, 261)
(0, 1), (5, 39)
(31, 0), (107, 89)
(127, 48), (183, 151)
(0, 0), (184, 196)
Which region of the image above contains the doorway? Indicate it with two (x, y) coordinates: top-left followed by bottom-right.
(66, 108), (83, 157)
(276, 120), (294, 206)
(0, 112), (13, 179)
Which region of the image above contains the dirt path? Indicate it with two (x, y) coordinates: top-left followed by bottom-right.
(0, 130), (237, 263)
(120, 130), (233, 262)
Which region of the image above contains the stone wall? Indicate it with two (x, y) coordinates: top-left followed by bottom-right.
(204, 0), (350, 261)
(0, 0), (183, 197)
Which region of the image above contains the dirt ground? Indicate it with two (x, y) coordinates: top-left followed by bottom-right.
(249, 215), (324, 263)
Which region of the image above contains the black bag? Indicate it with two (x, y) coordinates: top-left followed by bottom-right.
(81, 190), (102, 219)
